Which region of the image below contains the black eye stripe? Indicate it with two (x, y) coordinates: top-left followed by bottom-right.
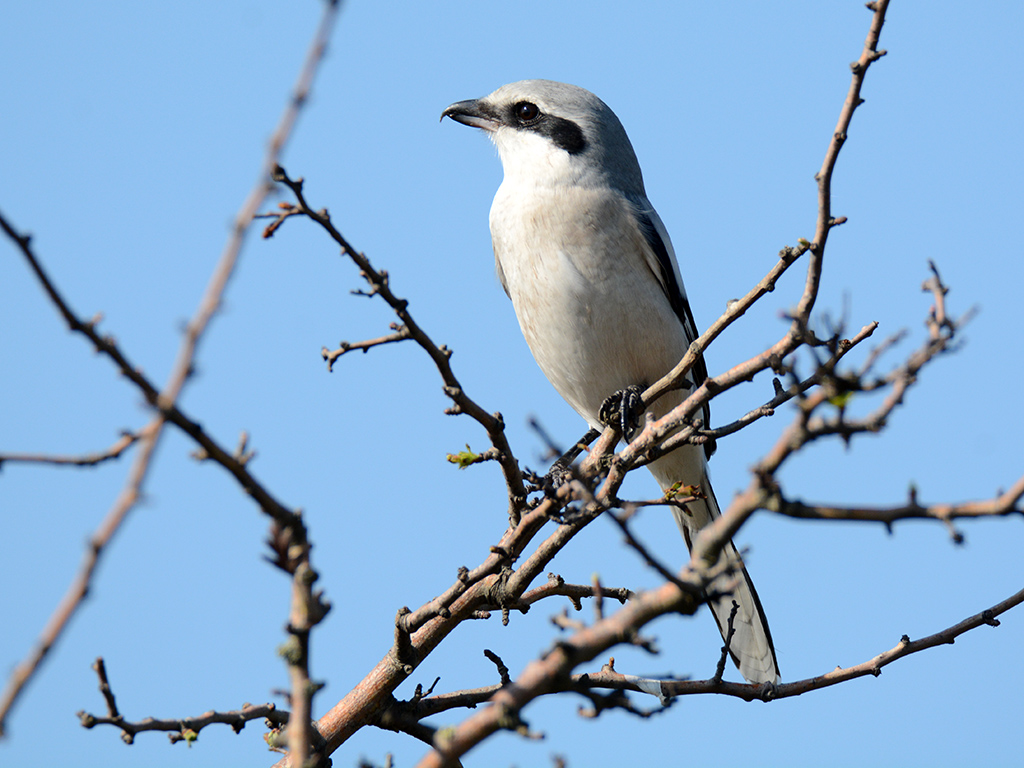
(536, 116), (587, 155)
(505, 101), (587, 155)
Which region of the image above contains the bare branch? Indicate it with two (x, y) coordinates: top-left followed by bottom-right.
(257, 202), (305, 239)
(483, 650), (512, 686)
(796, 0), (889, 324)
(591, 0), (891, 484)
(516, 573), (632, 611)
(262, 166), (529, 523)
(0, 0), (340, 748)
(712, 602), (741, 684)
(692, 320), (878, 446)
(0, 419), (161, 738)
(0, 431), (140, 469)
(77, 657), (288, 746)
(411, 578), (1021, 767)
(413, 577), (700, 767)
(771, 472), (1024, 528)
(656, 583), (1024, 700)
(322, 324), (412, 371)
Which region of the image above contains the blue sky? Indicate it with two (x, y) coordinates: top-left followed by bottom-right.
(2, 1), (1022, 766)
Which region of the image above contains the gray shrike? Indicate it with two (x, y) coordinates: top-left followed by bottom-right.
(442, 79), (779, 684)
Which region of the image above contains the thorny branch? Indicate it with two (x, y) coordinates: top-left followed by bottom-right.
(592, 0), (890, 482)
(581, 0), (894, 553)
(771, 472), (1024, 531)
(321, 324), (413, 371)
(5, 1), (1022, 766)
(383, 581), (1023, 730)
(0, 0), (341, 756)
(260, 167), (529, 524)
(77, 658), (289, 746)
(274, 3), (1021, 763)
(686, 260), (974, 571)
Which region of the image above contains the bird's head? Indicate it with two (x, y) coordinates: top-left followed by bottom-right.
(442, 79), (645, 193)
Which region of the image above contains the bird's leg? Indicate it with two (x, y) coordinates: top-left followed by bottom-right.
(543, 461), (574, 492)
(598, 383), (646, 441)
(540, 427), (600, 491)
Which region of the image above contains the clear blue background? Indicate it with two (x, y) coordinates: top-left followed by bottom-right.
(2, 2), (1022, 766)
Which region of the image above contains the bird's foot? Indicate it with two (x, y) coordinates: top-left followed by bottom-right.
(599, 384), (646, 440)
(544, 460), (575, 492)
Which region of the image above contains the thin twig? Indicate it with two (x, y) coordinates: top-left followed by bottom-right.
(264, 166), (529, 523)
(771, 472), (1024, 527)
(0, 0), (340, 748)
(322, 325), (412, 371)
(712, 601), (740, 684)
(412, 579), (1022, 768)
(0, 419), (161, 737)
(0, 431), (140, 469)
(596, 0), (890, 485)
(670, 321), (878, 451)
(77, 657), (288, 745)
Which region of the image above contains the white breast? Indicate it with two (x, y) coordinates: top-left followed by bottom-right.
(489, 181), (691, 429)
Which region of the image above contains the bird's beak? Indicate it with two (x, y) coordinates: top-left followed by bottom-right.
(441, 99), (499, 131)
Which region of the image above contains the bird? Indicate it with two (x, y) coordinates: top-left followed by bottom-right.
(442, 79), (779, 684)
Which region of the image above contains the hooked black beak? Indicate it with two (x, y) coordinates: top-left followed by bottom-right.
(441, 99), (500, 131)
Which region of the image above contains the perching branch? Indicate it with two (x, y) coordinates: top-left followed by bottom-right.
(612, 0), (891, 472)
(6, 2), (1021, 767)
(584, 0), (893, 540)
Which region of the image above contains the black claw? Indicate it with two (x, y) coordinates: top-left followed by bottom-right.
(599, 384), (646, 440)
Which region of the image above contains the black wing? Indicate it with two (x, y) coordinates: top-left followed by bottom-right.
(633, 208), (715, 459)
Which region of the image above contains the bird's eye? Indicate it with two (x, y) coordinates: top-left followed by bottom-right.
(514, 101), (540, 122)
